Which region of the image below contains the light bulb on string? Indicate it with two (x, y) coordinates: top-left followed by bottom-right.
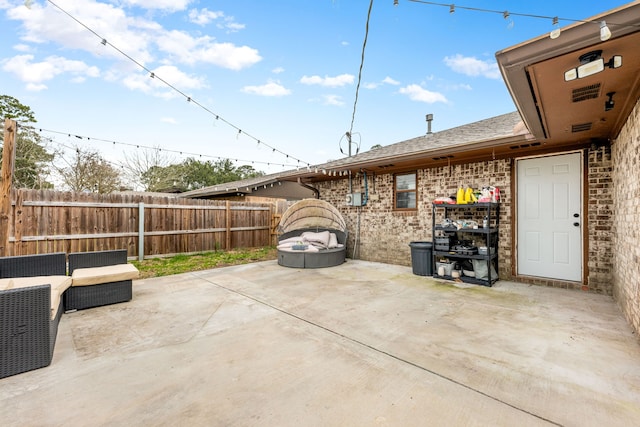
(503, 11), (514, 30)
(550, 17), (561, 39)
(600, 21), (611, 41)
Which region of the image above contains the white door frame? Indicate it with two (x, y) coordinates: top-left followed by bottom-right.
(515, 151), (585, 282)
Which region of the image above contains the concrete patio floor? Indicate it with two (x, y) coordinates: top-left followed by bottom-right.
(1, 259), (639, 426)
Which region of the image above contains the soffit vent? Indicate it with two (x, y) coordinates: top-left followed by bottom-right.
(572, 83), (601, 103)
(509, 142), (542, 150)
(432, 155), (454, 161)
(571, 122), (592, 133)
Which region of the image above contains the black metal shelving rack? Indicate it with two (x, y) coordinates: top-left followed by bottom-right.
(432, 202), (500, 286)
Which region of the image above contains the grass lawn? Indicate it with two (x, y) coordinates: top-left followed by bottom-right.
(131, 247), (278, 279)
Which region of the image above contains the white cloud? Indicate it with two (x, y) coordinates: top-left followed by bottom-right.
(443, 54), (501, 79)
(161, 117), (178, 124)
(122, 65), (206, 98)
(398, 84), (447, 103)
(449, 83), (473, 91)
(120, 0), (192, 12)
(6, 1), (259, 73)
(242, 81), (291, 97)
(13, 43), (31, 52)
(364, 76), (400, 90)
(7, 1), (156, 64)
(187, 8), (244, 32)
(188, 8), (223, 26)
(222, 21), (245, 32)
(300, 74), (354, 87)
(157, 31), (261, 70)
(322, 94), (344, 106)
(382, 76), (400, 85)
(26, 83), (47, 92)
(272, 67), (285, 74)
(2, 54), (99, 87)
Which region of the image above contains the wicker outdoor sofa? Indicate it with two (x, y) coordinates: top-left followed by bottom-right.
(0, 252), (68, 379)
(0, 249), (138, 379)
(65, 250), (137, 311)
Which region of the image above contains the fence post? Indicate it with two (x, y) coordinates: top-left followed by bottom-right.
(226, 200), (231, 250)
(0, 119), (17, 257)
(138, 202), (144, 261)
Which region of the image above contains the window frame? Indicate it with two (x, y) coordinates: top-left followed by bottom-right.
(393, 171), (418, 211)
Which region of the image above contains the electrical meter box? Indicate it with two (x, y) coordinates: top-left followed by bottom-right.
(345, 192), (362, 206)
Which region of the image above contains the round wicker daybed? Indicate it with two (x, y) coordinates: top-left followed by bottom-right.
(277, 199), (347, 268)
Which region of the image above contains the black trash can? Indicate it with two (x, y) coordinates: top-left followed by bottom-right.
(409, 241), (433, 276)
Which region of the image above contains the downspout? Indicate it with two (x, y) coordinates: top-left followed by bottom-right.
(297, 178), (320, 198)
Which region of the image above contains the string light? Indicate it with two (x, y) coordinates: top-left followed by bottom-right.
(406, 0), (640, 38)
(43, 0), (311, 169)
(34, 126), (303, 170)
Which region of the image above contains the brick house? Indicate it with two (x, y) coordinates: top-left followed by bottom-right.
(182, 4), (640, 334)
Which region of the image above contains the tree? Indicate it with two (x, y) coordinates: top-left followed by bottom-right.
(119, 148), (175, 191)
(0, 95), (55, 189)
(142, 163), (184, 192)
(142, 158), (265, 193)
(55, 146), (121, 193)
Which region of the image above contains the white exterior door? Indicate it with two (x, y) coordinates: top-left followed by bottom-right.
(517, 153), (582, 281)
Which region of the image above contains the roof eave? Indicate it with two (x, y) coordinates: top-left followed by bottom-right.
(495, 2), (640, 141)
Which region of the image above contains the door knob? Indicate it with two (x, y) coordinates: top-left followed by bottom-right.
(573, 222), (580, 227)
(573, 213), (580, 218)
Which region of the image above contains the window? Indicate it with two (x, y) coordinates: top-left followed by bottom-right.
(394, 172), (417, 210)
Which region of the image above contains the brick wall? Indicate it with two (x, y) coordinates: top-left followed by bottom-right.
(314, 150), (615, 295)
(587, 144), (614, 294)
(612, 97), (640, 335)
(316, 160), (513, 279)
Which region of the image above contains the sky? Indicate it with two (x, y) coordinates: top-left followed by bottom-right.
(0, 0), (632, 184)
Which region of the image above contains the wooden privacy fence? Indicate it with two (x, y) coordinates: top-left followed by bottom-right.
(0, 189), (276, 259)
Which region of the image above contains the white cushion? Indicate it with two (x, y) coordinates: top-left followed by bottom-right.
(328, 233), (339, 249)
(301, 230), (331, 248)
(71, 263), (139, 287)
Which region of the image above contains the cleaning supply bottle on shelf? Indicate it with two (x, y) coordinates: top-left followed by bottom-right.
(456, 186), (466, 204)
(464, 187), (477, 204)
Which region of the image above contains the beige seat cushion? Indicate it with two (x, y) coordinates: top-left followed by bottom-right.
(71, 263), (139, 287)
(9, 276), (72, 319)
(0, 278), (14, 290)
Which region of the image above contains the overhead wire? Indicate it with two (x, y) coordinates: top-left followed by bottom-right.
(347, 0), (375, 144)
(43, 0), (311, 169)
